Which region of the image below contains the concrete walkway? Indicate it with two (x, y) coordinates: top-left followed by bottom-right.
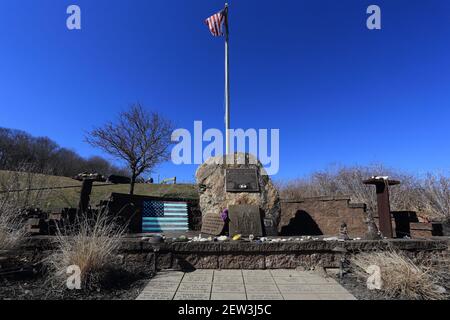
(136, 269), (356, 300)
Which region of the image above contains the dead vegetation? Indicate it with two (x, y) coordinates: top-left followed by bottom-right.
(278, 164), (450, 222)
(0, 200), (26, 251)
(351, 250), (449, 300)
(0, 166), (54, 251)
(45, 210), (127, 290)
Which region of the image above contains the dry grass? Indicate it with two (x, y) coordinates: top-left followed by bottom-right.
(0, 169), (198, 210)
(0, 201), (26, 251)
(278, 164), (450, 222)
(45, 210), (126, 290)
(351, 251), (448, 300)
(0, 166), (54, 251)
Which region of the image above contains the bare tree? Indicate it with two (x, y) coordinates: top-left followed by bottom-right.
(85, 104), (173, 195)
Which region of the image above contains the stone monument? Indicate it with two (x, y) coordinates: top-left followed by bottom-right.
(196, 153), (280, 236)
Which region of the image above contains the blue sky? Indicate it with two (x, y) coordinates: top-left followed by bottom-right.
(1, 0), (450, 182)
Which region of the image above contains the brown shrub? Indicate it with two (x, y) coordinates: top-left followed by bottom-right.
(351, 251), (448, 300)
(277, 164), (450, 222)
(0, 166), (54, 251)
(45, 210), (126, 290)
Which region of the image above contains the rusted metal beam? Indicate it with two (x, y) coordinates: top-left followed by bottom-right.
(363, 178), (400, 238)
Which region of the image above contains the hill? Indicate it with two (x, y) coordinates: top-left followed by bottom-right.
(0, 170), (198, 211)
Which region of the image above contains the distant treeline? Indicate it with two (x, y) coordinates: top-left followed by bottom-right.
(0, 127), (128, 177)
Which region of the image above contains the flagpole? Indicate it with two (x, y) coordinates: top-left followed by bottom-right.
(224, 3), (230, 155)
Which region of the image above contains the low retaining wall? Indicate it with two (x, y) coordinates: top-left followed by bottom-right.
(20, 237), (449, 271)
(279, 197), (367, 237)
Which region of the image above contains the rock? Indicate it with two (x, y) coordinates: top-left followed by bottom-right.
(195, 153), (281, 229)
(217, 236), (229, 242)
(433, 285), (446, 294)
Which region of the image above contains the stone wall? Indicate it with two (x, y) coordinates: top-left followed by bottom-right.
(19, 237), (449, 271)
(279, 197), (368, 237)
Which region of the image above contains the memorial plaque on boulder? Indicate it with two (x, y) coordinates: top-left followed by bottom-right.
(226, 168), (260, 193)
(201, 213), (225, 236)
(228, 205), (263, 237)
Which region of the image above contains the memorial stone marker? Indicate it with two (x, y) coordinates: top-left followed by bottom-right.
(201, 212), (225, 236)
(196, 153), (281, 237)
(225, 168), (260, 193)
(228, 204), (263, 237)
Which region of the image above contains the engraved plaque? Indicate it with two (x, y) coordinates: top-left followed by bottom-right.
(228, 205), (263, 237)
(225, 168), (260, 193)
(201, 213), (225, 235)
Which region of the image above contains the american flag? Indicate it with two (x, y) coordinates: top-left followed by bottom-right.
(142, 201), (189, 232)
(205, 8), (227, 37)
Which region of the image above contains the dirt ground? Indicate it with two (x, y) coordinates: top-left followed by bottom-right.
(0, 259), (153, 300)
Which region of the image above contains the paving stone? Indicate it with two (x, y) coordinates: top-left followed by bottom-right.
(135, 269), (356, 301)
(136, 291), (175, 300)
(308, 284), (349, 293)
(270, 270), (303, 277)
(282, 293), (321, 300)
(243, 274), (274, 280)
(245, 283), (280, 292)
(277, 284), (315, 293)
(242, 270), (271, 276)
(317, 293), (357, 300)
(189, 269), (214, 274)
(141, 281), (180, 292)
(213, 275), (244, 284)
(244, 276), (276, 284)
(302, 277), (338, 284)
(214, 270), (243, 275)
(273, 276), (307, 285)
(295, 272), (322, 278)
(213, 283), (246, 293)
(247, 293), (284, 300)
(182, 273), (214, 283)
(178, 282), (212, 292)
(153, 271), (185, 277)
(151, 272), (185, 282)
(211, 292), (247, 300)
(174, 292), (211, 300)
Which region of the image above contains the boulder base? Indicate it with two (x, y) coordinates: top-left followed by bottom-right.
(195, 153), (281, 231)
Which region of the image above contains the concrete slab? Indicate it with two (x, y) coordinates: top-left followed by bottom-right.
(174, 292), (211, 300)
(214, 270), (243, 275)
(136, 269), (357, 301)
(141, 281), (180, 292)
(270, 270), (304, 277)
(242, 270), (271, 276)
(213, 275), (244, 284)
(245, 283), (280, 292)
(182, 273), (214, 283)
(282, 293), (321, 300)
(273, 276), (307, 285)
(308, 284), (350, 293)
(277, 284), (316, 293)
(302, 277), (338, 284)
(247, 293), (284, 300)
(136, 291), (175, 300)
(244, 276), (276, 284)
(178, 282), (212, 292)
(213, 283), (246, 293)
(211, 292), (247, 300)
(317, 293), (357, 300)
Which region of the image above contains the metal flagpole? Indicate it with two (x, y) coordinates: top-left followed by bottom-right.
(224, 3), (230, 155)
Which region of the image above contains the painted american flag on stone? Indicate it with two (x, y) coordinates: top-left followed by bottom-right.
(142, 201), (189, 232)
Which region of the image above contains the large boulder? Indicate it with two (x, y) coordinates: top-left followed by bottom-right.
(195, 153), (281, 229)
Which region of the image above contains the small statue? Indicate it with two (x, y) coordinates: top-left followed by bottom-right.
(339, 222), (350, 240)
